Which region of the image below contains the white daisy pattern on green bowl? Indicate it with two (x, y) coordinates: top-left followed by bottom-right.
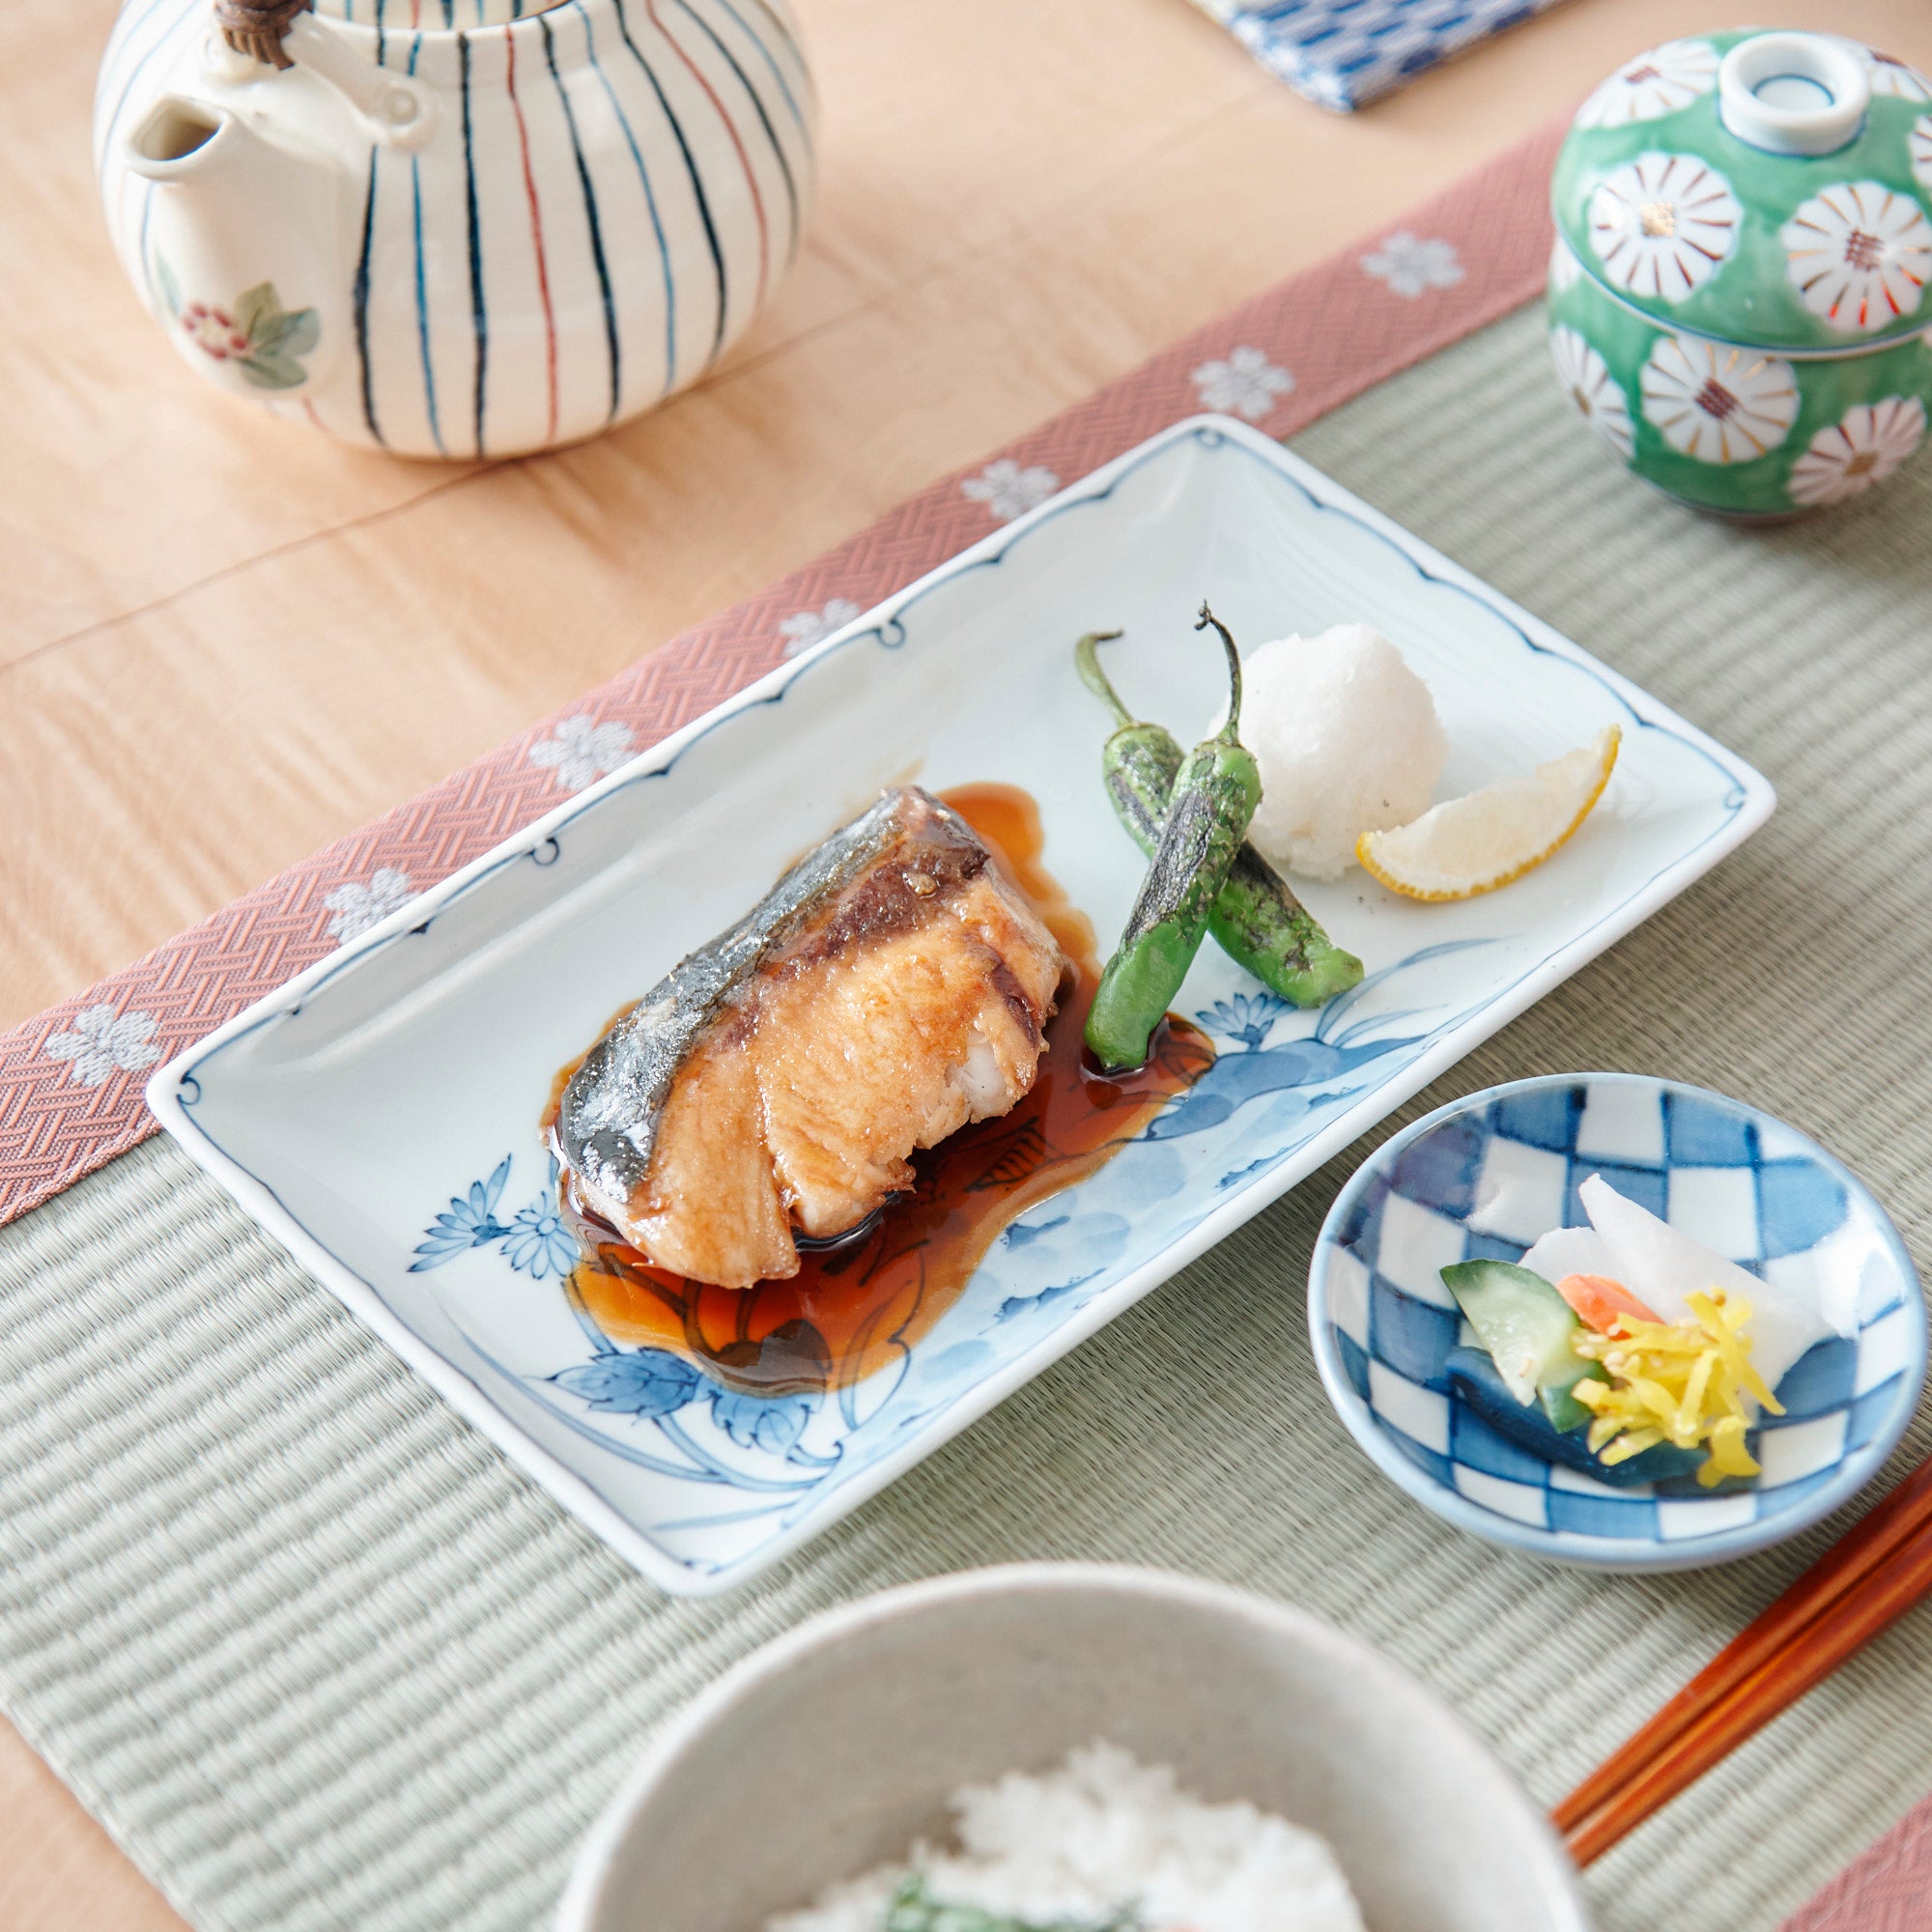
(1844, 40), (1932, 101)
(1781, 182), (1932, 334)
(1640, 337), (1799, 465)
(1574, 38), (1719, 130)
(1549, 326), (1634, 460)
(1912, 115), (1932, 192)
(1787, 396), (1928, 505)
(1587, 152), (1740, 303)
(1548, 29), (1932, 516)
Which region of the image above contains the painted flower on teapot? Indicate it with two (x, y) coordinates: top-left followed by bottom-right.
(1548, 29), (1932, 517)
(97, 0), (815, 458)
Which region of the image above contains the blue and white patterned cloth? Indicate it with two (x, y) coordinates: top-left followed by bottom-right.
(1192, 0), (1573, 111)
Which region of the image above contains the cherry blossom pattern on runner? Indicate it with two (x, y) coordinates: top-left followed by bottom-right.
(1640, 336), (1799, 464)
(526, 715), (639, 792)
(778, 598), (861, 658)
(1361, 233), (1463, 298)
(1573, 38), (1719, 129)
(43, 1005), (162, 1089)
(1788, 396), (1928, 505)
(0, 124), (1580, 1235)
(1588, 153), (1740, 303)
(1548, 326), (1634, 461)
(1781, 182), (1932, 333)
(1911, 116), (1932, 196)
(323, 867), (413, 942)
(1190, 346), (1294, 420)
(1548, 235), (1583, 295)
(961, 458), (1060, 523)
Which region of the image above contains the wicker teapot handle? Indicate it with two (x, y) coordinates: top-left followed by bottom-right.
(215, 0), (314, 71)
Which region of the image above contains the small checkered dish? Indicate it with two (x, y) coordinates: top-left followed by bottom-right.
(1308, 1073), (1925, 1570)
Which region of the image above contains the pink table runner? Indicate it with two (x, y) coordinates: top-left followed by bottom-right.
(1781, 1804), (1932, 1932)
(0, 127), (1565, 1231)
(4, 119), (1928, 1925)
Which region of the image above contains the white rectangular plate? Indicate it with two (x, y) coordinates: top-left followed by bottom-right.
(150, 417), (1774, 1596)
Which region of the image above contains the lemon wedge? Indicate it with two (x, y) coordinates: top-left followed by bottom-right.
(1357, 726), (1620, 901)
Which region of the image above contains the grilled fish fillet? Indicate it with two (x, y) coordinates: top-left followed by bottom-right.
(552, 787), (1068, 1288)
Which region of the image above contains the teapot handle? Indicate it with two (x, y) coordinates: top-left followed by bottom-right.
(214, 0), (310, 70)
(214, 0), (439, 150)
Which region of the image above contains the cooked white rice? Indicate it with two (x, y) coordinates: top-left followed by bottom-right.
(1237, 623), (1446, 881)
(765, 1741), (1364, 1932)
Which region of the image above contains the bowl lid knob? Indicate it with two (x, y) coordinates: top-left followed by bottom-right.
(1718, 31), (1870, 156)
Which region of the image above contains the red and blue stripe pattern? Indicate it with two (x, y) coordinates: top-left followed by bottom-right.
(97, 0), (814, 457)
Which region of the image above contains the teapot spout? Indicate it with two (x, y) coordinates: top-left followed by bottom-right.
(127, 94), (231, 179)
(123, 95), (348, 402)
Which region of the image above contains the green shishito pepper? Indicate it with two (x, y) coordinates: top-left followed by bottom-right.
(1084, 607), (1263, 1074)
(1075, 628), (1362, 1010)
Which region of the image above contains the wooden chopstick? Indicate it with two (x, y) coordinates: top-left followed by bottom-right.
(1564, 1502), (1932, 1862)
(1555, 1449), (1932, 1863)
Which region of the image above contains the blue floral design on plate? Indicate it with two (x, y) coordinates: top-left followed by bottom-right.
(153, 418), (1776, 1595)
(412, 940), (1503, 1568)
(503, 1197), (578, 1279)
(412, 1155), (576, 1279)
(1198, 990), (1291, 1051)
(554, 1350), (700, 1419)
(411, 1155), (514, 1266)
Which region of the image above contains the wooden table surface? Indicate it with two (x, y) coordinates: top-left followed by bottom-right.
(7, 0), (1929, 1923)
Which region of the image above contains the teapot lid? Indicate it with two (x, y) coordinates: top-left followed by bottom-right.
(1552, 29), (1932, 353)
(310, 0), (571, 22)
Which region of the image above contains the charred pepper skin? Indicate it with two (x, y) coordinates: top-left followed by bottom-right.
(1074, 630), (1362, 1010)
(1085, 607), (1263, 1074)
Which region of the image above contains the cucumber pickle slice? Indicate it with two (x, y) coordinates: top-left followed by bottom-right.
(1439, 1259), (1582, 1408)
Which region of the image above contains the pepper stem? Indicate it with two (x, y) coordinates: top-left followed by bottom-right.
(1073, 629), (1134, 729)
(1195, 602), (1242, 741)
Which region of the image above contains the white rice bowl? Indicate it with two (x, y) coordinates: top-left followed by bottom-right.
(554, 1563), (1592, 1932)
(768, 1742), (1363, 1932)
(1238, 624), (1446, 881)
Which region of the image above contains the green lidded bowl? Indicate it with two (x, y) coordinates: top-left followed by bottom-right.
(1548, 29), (1932, 517)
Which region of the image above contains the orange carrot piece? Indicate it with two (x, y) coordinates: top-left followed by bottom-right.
(1557, 1272), (1662, 1332)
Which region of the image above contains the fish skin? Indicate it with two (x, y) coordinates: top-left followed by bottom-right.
(555, 789), (923, 1209)
(553, 787), (1066, 1287)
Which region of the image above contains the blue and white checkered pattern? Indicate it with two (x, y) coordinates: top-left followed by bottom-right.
(1310, 1074), (1925, 1568)
(1196, 0), (1573, 111)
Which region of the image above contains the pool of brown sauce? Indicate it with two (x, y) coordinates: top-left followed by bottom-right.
(544, 784), (1213, 1399)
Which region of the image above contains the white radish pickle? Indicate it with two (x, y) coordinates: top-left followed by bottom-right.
(1447, 1176), (1843, 1489)
(1520, 1223), (1617, 1285)
(1577, 1173), (1841, 1397)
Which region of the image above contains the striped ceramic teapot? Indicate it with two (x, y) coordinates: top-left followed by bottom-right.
(96, 0), (813, 458)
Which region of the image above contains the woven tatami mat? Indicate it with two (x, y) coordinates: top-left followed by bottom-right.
(4, 301), (1931, 1932)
